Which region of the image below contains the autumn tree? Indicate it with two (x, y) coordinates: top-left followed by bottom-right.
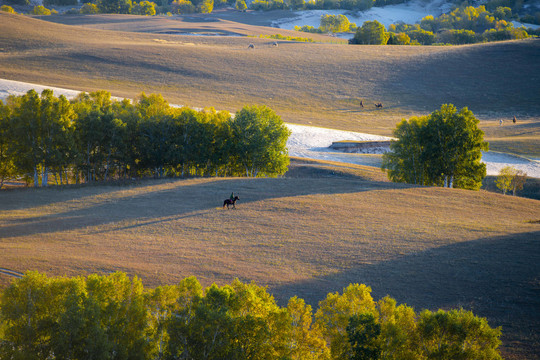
(496, 165), (527, 196)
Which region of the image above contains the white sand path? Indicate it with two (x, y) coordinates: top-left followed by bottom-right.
(1, 78), (539, 178)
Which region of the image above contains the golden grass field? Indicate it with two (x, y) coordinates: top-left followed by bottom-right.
(1, 11), (540, 358)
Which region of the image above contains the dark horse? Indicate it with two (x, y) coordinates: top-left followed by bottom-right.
(223, 196), (239, 209)
(375, 103), (383, 108)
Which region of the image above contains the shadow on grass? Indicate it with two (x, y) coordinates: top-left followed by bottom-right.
(0, 175), (406, 238)
(270, 230), (540, 357)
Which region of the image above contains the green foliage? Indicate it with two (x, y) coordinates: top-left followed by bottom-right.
(171, 0), (196, 13)
(496, 165), (527, 195)
(391, 4), (529, 45)
(418, 309), (503, 359)
(32, 5), (55, 15)
(0, 5), (17, 13)
(0, 272), (504, 360)
(235, 0), (247, 11)
(386, 32), (410, 45)
(347, 313), (381, 360)
(0, 90), (291, 184)
(294, 24), (324, 33)
(250, 0), (285, 10)
(0, 101), (16, 189)
(382, 104), (489, 190)
(97, 0), (133, 14)
(132, 0), (157, 14)
(80, 3), (100, 13)
(258, 33), (316, 42)
(350, 20), (389, 45)
(319, 14), (354, 33)
(229, 105), (291, 177)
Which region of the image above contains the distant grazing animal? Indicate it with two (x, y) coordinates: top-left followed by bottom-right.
(223, 196), (239, 209)
(248, 44), (255, 49)
(359, 100), (364, 108)
(375, 103), (383, 108)
(272, 41), (278, 47)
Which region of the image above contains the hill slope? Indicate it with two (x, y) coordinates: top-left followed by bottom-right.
(1, 13), (539, 141)
(0, 161), (539, 358)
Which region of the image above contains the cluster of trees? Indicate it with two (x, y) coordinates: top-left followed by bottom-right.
(0, 271), (503, 359)
(350, 6), (532, 45)
(496, 165), (527, 195)
(0, 89), (291, 189)
(251, 0), (407, 11)
(295, 14), (357, 33)
(382, 104), (489, 190)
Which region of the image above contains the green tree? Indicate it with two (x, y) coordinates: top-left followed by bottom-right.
(315, 284), (376, 360)
(320, 14), (351, 32)
(7, 90), (74, 187)
(80, 2), (100, 13)
(0, 100), (16, 189)
(171, 0), (196, 13)
(497, 165), (527, 196)
(32, 5), (55, 14)
(229, 105), (291, 177)
(382, 116), (426, 185)
(98, 0), (133, 13)
(286, 296), (330, 360)
(495, 165), (514, 195)
(347, 313), (381, 360)
(376, 297), (418, 360)
(350, 20), (389, 44)
(133, 0), (156, 14)
(235, 0), (247, 10)
(417, 309), (502, 359)
(382, 104), (488, 190)
(386, 32), (410, 45)
(1, 5), (17, 12)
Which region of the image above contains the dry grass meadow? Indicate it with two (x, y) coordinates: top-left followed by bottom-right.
(1, 11), (540, 358)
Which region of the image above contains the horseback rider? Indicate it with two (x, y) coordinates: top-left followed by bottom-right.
(230, 192), (234, 201)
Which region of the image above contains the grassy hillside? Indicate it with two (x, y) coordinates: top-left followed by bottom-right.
(0, 160), (539, 358)
(1, 12), (539, 156)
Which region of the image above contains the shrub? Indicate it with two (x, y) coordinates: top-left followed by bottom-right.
(0, 5), (16, 12)
(32, 5), (53, 15)
(80, 3), (100, 13)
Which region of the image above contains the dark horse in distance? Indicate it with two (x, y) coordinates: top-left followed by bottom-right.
(223, 196), (240, 209)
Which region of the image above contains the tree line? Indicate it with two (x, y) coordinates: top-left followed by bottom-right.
(0, 90), (291, 189)
(350, 5), (534, 45)
(0, 271), (503, 359)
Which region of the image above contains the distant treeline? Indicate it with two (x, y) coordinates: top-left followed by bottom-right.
(0, 90), (291, 188)
(0, 271), (503, 360)
(349, 5), (536, 45)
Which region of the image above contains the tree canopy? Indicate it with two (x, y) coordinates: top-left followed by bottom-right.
(349, 20), (389, 44)
(382, 104), (488, 190)
(0, 272), (504, 360)
(0, 90), (291, 188)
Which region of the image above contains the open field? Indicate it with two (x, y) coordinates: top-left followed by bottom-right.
(1, 11), (540, 358)
(1, 160), (539, 358)
(1, 12), (539, 156)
